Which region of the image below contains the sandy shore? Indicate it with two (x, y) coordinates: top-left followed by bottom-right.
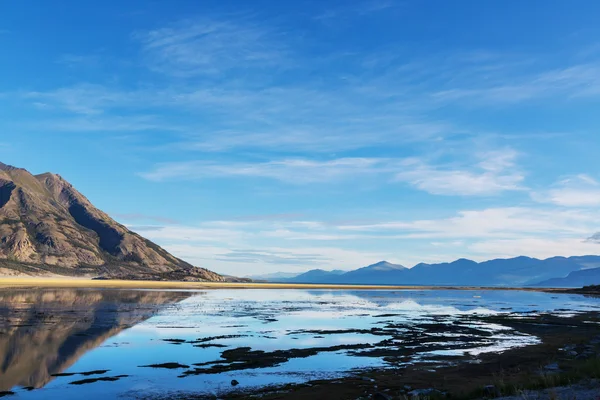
(0, 276), (562, 290)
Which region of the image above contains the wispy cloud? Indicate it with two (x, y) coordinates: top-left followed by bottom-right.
(214, 249), (333, 265)
(395, 149), (525, 196)
(532, 175), (600, 207)
(433, 63), (600, 105)
(133, 16), (287, 77)
(23, 83), (134, 115)
(18, 80), (458, 150)
(140, 149), (526, 197)
(139, 157), (404, 183)
(338, 207), (598, 239)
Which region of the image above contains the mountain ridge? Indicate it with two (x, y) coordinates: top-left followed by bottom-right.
(0, 162), (223, 281)
(267, 256), (600, 286)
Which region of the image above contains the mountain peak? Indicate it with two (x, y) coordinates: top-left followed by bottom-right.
(364, 260), (406, 271)
(450, 258), (478, 266)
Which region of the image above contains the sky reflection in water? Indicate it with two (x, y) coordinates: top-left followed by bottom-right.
(1, 288), (599, 399)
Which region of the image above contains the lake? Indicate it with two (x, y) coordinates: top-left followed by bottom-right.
(1, 288), (599, 399)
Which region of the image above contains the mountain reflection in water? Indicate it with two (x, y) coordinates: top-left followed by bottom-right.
(0, 288), (190, 390)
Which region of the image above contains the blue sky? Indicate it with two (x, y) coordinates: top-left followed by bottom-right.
(2, 0), (600, 276)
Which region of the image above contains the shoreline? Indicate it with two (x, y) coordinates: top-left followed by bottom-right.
(0, 276), (566, 291)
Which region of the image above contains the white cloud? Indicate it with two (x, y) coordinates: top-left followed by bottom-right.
(140, 151), (527, 197)
(338, 207), (599, 239)
(139, 158), (404, 183)
(533, 175), (600, 207)
(395, 149), (525, 196)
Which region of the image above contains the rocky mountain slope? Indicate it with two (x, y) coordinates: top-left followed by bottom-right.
(0, 162), (222, 280)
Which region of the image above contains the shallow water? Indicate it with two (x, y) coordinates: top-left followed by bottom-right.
(0, 288), (599, 399)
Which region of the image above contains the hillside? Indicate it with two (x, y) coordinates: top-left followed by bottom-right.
(0, 162), (223, 281)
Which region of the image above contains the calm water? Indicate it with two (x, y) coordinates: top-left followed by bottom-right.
(1, 288), (599, 399)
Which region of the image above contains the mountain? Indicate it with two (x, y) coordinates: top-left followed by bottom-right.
(405, 256), (588, 286)
(246, 271), (300, 281)
(532, 266), (600, 288)
(0, 162), (223, 281)
(269, 256), (600, 287)
(278, 268), (346, 283)
(333, 261), (407, 284)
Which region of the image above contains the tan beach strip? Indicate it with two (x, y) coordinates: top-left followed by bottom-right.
(0, 277), (561, 291)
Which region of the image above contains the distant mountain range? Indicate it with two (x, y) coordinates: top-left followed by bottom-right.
(0, 162), (223, 281)
(246, 271), (301, 281)
(264, 256), (600, 287)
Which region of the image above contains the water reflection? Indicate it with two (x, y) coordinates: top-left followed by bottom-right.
(0, 288), (598, 399)
(0, 289), (190, 390)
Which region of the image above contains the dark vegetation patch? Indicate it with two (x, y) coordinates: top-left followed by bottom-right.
(69, 375), (129, 385)
(180, 343), (374, 377)
(286, 328), (382, 336)
(161, 335), (246, 347)
(51, 370), (109, 377)
(191, 335), (246, 344)
(141, 363), (190, 369)
(162, 338), (186, 344)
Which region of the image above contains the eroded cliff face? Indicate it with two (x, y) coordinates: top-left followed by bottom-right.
(0, 162), (224, 281)
(0, 288), (191, 390)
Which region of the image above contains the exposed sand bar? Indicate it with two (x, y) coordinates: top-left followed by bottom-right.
(0, 277), (562, 291)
